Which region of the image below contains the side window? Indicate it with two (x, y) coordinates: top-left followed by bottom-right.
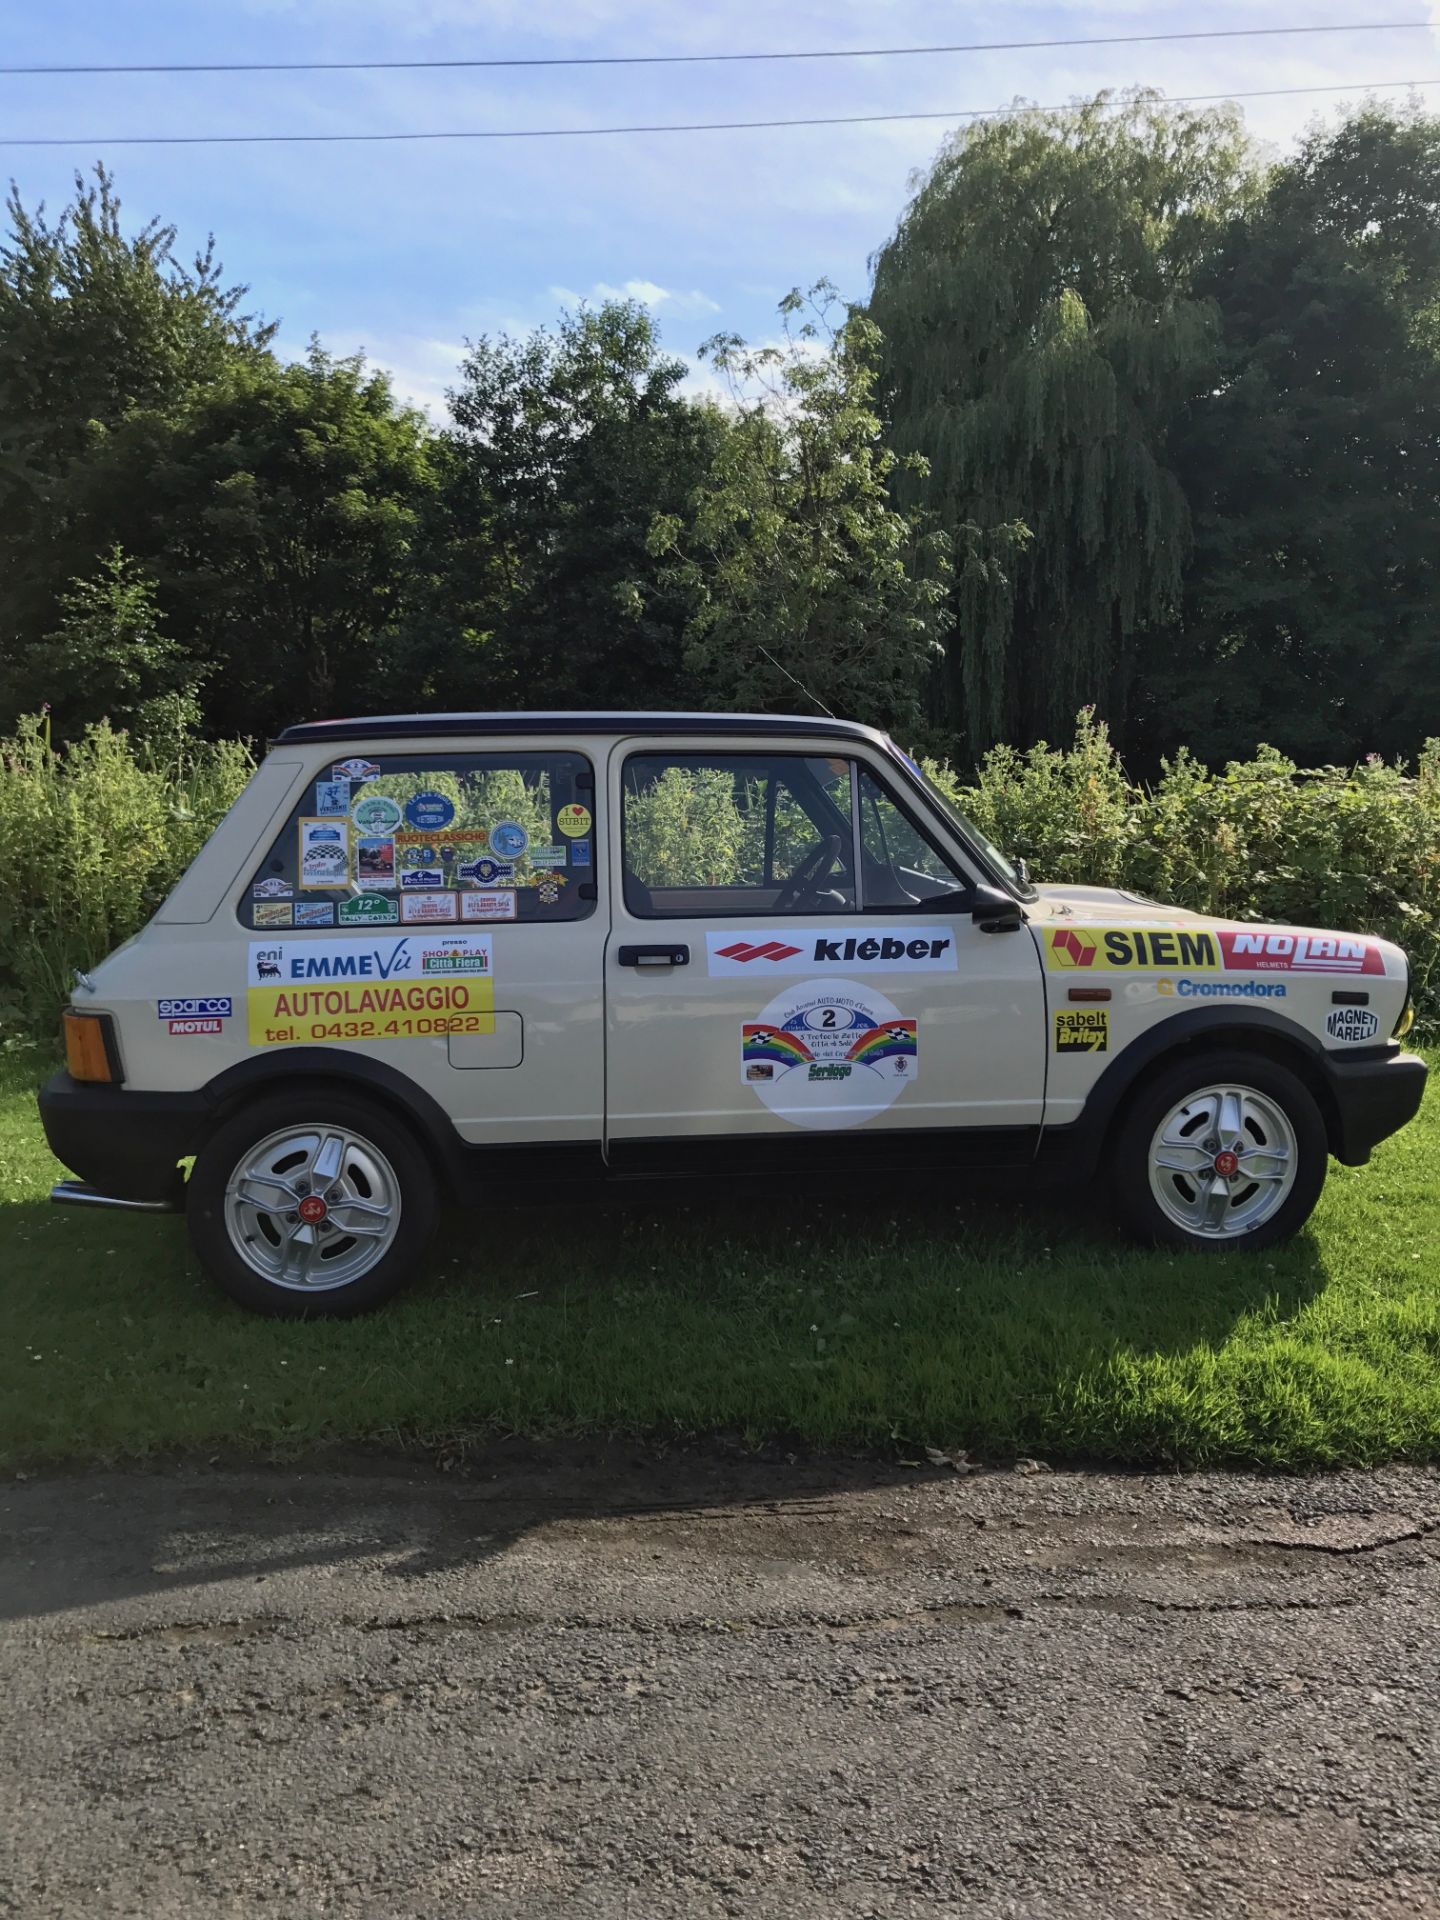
(857, 768), (970, 906)
(622, 754), (857, 917)
(240, 751), (596, 930)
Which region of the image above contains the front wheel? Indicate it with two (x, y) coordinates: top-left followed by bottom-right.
(1112, 1051), (1329, 1252)
(187, 1091), (438, 1316)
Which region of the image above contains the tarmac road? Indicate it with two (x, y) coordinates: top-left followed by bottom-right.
(2, 1449), (1438, 1919)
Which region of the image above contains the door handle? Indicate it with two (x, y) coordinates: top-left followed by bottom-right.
(618, 944), (689, 968)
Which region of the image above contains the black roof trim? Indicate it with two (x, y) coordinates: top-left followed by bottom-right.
(272, 711), (885, 747)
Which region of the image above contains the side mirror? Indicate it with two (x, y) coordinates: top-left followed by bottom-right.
(971, 882), (1025, 933)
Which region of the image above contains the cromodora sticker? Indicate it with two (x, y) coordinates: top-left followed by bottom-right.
(740, 979), (917, 1132)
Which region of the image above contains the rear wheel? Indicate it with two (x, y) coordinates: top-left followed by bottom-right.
(1112, 1050), (1328, 1252)
(187, 1091), (438, 1316)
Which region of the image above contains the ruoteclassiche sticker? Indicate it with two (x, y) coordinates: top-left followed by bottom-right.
(708, 927), (957, 977)
(741, 980), (918, 1131)
(1053, 1008), (1109, 1054)
(246, 934), (493, 1046)
(298, 817), (349, 889)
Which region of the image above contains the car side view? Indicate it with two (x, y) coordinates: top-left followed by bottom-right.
(39, 713), (1427, 1316)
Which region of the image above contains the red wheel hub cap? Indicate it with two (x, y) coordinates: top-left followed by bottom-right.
(1212, 1149), (1239, 1178)
(297, 1194), (328, 1225)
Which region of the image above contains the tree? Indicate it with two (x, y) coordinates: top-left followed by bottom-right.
(65, 345), (441, 737)
(4, 546), (190, 737)
(868, 92), (1255, 755)
(439, 300), (724, 708)
(1150, 104), (1440, 763)
(0, 166), (274, 659)
(648, 286), (950, 736)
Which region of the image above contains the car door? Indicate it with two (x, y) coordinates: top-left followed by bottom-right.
(603, 733), (1046, 1174)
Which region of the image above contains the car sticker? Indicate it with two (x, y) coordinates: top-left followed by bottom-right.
(741, 980), (918, 1130)
(246, 933), (494, 1046)
(1053, 1008), (1108, 1054)
(298, 817), (350, 890)
(351, 792), (403, 834)
(313, 779), (350, 816)
(400, 891), (459, 923)
(556, 803), (592, 838)
(461, 891), (517, 920)
(1325, 1007), (1380, 1043)
(354, 837), (397, 888)
(708, 928), (957, 976)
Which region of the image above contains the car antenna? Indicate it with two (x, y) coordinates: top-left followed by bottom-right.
(756, 644), (835, 719)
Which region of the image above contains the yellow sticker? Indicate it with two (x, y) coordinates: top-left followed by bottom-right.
(246, 933), (495, 1046)
(1053, 1008), (1109, 1054)
(556, 803), (592, 838)
(1044, 927), (1219, 972)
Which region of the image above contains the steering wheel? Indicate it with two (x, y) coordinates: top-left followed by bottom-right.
(772, 833), (843, 913)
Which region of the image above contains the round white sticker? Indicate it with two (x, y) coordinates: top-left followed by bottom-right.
(740, 979), (919, 1131)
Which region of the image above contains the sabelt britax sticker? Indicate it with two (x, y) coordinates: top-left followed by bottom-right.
(246, 934), (493, 1046)
(741, 980), (918, 1130)
(708, 927), (957, 977)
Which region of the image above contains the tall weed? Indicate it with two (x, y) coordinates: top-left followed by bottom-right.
(0, 710), (253, 1036)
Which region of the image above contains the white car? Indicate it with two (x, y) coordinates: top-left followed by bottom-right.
(41, 713), (1426, 1316)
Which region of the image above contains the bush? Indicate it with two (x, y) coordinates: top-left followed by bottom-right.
(0, 707), (254, 1038)
(936, 710), (1440, 1025)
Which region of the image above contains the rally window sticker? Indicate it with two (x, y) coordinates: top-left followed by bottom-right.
(740, 981), (919, 1131)
(355, 836), (397, 889)
(401, 891), (459, 923)
(314, 779), (350, 816)
(708, 927), (957, 977)
(298, 817), (349, 890)
(246, 933), (494, 1046)
(557, 803), (592, 839)
(339, 893), (398, 926)
(295, 901), (335, 927)
(461, 890), (517, 921)
(253, 901), (293, 928)
(404, 790), (455, 831)
(352, 791), (403, 835)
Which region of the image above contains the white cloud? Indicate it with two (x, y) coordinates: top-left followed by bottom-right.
(276, 329), (464, 418)
(548, 278), (720, 315)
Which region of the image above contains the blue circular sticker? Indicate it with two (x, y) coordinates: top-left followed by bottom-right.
(405, 790), (455, 831)
(489, 820), (529, 860)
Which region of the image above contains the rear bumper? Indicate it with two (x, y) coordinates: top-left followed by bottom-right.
(1324, 1047), (1428, 1165)
(38, 1072), (207, 1206)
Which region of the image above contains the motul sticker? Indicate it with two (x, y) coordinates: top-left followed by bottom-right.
(707, 927), (957, 977)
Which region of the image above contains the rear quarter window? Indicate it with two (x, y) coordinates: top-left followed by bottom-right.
(239, 751), (596, 930)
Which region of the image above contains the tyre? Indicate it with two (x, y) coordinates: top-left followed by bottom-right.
(1111, 1049), (1328, 1252)
(186, 1091), (439, 1317)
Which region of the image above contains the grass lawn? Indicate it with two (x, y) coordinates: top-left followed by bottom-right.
(1, 1050), (1437, 1471)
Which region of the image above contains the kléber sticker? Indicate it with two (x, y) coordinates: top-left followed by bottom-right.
(709, 927), (957, 977)
(741, 980), (918, 1131)
(246, 933), (494, 1046)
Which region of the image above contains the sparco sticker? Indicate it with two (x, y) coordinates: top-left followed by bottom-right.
(157, 997), (232, 1019)
(741, 980), (918, 1131)
(708, 927), (956, 977)
(246, 933), (493, 1046)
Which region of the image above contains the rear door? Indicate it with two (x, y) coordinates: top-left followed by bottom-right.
(603, 734), (1045, 1174)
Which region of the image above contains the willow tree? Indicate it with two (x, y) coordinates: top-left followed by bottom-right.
(868, 91), (1256, 753)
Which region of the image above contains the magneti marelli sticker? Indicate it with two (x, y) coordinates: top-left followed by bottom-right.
(740, 979), (918, 1131)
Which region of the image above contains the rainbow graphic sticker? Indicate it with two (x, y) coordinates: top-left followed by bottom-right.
(846, 1020), (918, 1068)
(741, 1024), (814, 1070)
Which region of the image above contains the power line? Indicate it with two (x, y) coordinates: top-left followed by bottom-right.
(0, 78), (1436, 147)
(0, 18), (1431, 77)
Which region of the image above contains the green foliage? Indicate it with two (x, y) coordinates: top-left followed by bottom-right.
(870, 92), (1256, 753)
(0, 711), (253, 1035)
(1151, 104), (1440, 765)
(649, 285), (951, 735)
(934, 711), (1440, 1021)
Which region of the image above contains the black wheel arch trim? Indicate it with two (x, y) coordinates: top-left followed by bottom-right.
(1037, 1005), (1419, 1175)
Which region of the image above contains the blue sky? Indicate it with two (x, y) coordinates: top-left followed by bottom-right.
(3, 0), (1438, 413)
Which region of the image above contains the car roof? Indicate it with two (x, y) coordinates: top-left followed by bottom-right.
(272, 711), (889, 748)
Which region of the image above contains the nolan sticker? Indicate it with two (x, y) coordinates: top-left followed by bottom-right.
(157, 997), (232, 1020)
(1219, 930), (1385, 976)
(1045, 927), (1220, 972)
(1054, 1008), (1109, 1053)
(1156, 977), (1287, 1000)
(741, 980), (919, 1131)
(246, 933), (493, 1045)
(1325, 1007), (1380, 1043)
(708, 928), (957, 977)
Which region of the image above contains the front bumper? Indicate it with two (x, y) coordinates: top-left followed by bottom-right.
(38, 1072), (208, 1206)
(1324, 1047), (1428, 1164)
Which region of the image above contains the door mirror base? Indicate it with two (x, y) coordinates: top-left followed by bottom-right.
(970, 882), (1025, 933)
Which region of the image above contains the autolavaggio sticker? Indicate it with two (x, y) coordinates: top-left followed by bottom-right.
(246, 933), (494, 1046)
(741, 979), (918, 1131)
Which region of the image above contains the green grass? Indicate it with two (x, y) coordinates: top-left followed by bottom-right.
(1, 1049), (1437, 1471)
